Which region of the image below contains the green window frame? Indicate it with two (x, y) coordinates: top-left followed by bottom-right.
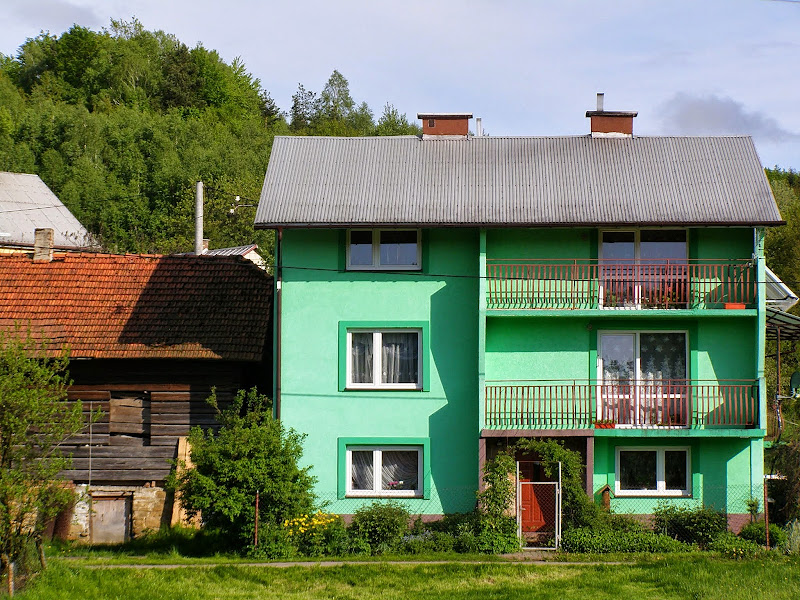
(338, 321), (430, 392)
(338, 437), (431, 499)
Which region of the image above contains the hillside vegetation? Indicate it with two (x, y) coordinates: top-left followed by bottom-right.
(0, 19), (418, 256)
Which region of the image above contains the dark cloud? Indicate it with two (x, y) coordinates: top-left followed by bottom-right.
(659, 93), (800, 142)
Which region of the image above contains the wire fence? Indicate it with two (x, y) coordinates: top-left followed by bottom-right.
(307, 482), (764, 530)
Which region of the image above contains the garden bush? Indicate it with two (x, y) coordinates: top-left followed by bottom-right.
(653, 504), (727, 548)
(168, 388), (316, 551)
(248, 522), (295, 559)
(349, 501), (410, 554)
(561, 527), (691, 553)
(785, 520), (800, 554)
(602, 513), (648, 533)
(738, 521), (787, 549)
(709, 532), (762, 559)
(399, 531), (456, 554)
(283, 511), (349, 557)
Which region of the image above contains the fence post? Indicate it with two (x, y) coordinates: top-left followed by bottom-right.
(764, 481), (770, 550)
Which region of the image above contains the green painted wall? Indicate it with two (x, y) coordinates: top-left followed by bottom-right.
(593, 437), (763, 514)
(485, 316), (755, 384)
(486, 227), (753, 262)
(692, 228), (753, 260)
(280, 228), (480, 514)
(486, 228), (594, 259)
(485, 318), (590, 381)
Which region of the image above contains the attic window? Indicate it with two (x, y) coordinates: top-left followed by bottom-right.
(347, 229), (420, 270)
(428, 119), (435, 128)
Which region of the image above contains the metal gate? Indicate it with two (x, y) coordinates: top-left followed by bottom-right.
(516, 461), (562, 549)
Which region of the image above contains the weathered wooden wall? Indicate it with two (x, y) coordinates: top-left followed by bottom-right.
(60, 359), (267, 483)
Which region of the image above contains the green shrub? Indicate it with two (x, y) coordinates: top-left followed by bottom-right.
(603, 513), (647, 533)
(284, 511), (347, 557)
(561, 528), (691, 553)
(247, 522), (295, 559)
(476, 516), (520, 554)
(738, 521), (787, 549)
(784, 520), (800, 555)
(349, 501), (410, 554)
(710, 532), (762, 559)
(399, 531), (456, 554)
(168, 388), (316, 551)
(431, 511), (517, 554)
(431, 512), (482, 535)
(653, 504), (727, 548)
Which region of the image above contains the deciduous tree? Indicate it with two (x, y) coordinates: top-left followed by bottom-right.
(0, 328), (84, 594)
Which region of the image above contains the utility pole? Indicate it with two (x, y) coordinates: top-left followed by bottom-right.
(195, 181), (204, 256)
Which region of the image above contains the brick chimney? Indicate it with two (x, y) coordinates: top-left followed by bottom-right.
(33, 228), (54, 262)
(418, 113), (472, 138)
(585, 93), (637, 138)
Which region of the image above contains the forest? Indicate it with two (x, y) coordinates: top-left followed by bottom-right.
(0, 20), (419, 257)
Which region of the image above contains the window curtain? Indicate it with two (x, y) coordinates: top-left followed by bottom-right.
(640, 333), (686, 382)
(381, 450), (419, 491)
(351, 450), (374, 490)
(351, 332), (373, 383)
(381, 332), (418, 383)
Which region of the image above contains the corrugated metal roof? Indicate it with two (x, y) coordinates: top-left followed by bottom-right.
(255, 135), (783, 228)
(0, 172), (95, 247)
(0, 172), (95, 248)
(766, 266), (799, 312)
(206, 244), (258, 256)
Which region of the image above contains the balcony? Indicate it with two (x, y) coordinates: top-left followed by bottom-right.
(486, 259), (755, 311)
(484, 379), (758, 430)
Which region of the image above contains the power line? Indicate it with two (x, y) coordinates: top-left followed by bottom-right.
(0, 204), (71, 214)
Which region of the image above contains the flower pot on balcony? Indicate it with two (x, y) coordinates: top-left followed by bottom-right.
(724, 302), (746, 310)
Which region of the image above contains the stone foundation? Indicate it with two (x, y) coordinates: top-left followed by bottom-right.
(67, 484), (172, 543)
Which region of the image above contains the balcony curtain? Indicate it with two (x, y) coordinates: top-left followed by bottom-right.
(381, 332), (418, 383)
(640, 333), (686, 382)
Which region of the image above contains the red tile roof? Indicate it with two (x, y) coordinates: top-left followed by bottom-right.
(0, 253), (272, 361)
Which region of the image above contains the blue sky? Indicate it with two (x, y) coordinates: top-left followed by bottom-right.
(3, 0), (800, 169)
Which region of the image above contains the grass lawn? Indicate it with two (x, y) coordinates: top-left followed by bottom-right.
(15, 555), (800, 599)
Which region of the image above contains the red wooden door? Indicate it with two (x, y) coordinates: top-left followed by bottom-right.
(519, 462), (547, 532)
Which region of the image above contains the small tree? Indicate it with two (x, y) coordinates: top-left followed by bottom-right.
(475, 451), (520, 553)
(169, 388), (316, 550)
(0, 327), (83, 593)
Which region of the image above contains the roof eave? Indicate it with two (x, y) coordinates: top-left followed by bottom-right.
(255, 220), (786, 229)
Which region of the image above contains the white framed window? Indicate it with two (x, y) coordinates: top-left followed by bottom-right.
(598, 330), (689, 427)
(599, 229), (688, 309)
(347, 229), (421, 270)
(347, 329), (421, 390)
(615, 447), (691, 497)
(346, 446), (423, 497)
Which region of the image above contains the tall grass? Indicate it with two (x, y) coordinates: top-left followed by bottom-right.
(17, 555), (800, 599)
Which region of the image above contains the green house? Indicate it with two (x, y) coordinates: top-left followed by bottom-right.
(255, 103), (783, 534)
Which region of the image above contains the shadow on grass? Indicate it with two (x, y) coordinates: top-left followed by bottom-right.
(49, 526), (236, 559)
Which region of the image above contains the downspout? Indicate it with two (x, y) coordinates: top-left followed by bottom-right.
(274, 228), (283, 421)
